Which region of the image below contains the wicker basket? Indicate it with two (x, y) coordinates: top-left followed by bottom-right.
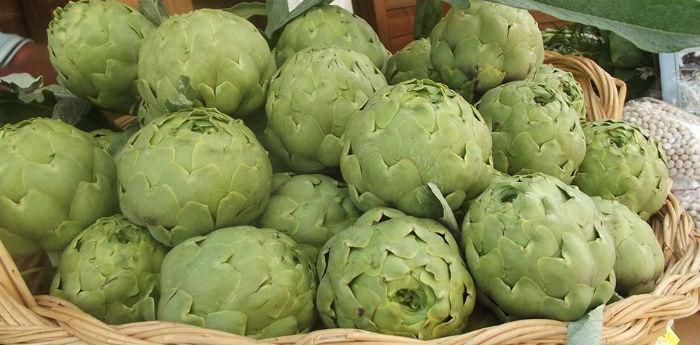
(1, 52), (698, 345)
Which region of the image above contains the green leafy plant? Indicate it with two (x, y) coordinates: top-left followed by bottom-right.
(0, 74), (96, 126)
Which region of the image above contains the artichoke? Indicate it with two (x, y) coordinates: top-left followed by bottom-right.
(461, 173), (616, 321)
(476, 80), (586, 183)
(265, 47), (388, 173)
(49, 215), (166, 324)
(573, 120), (670, 220)
(530, 64), (587, 120)
(158, 226), (316, 339)
(117, 108), (272, 247)
(90, 128), (120, 151)
(385, 38), (434, 84)
(274, 5), (391, 71)
(317, 208), (475, 339)
(47, 0), (154, 113)
(430, 0), (544, 102)
(257, 173), (360, 263)
(340, 79), (493, 218)
(592, 197), (664, 296)
(0, 118), (118, 258)
(137, 9), (275, 122)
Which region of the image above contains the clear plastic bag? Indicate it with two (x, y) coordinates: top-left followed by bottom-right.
(623, 97), (700, 228)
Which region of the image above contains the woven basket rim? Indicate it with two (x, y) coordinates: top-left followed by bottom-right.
(1, 52), (698, 345)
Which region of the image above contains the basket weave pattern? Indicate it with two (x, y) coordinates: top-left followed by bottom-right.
(1, 53), (698, 345)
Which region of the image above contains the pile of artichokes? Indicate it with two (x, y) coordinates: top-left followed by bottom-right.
(0, 0), (673, 340)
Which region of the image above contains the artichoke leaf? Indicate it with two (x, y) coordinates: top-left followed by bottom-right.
(428, 182), (459, 239)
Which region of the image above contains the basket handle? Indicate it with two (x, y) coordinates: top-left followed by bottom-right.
(544, 50), (628, 121)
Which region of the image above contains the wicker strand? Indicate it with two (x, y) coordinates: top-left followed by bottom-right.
(0, 53), (698, 345)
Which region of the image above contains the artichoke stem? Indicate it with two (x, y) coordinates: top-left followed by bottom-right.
(46, 251), (61, 267)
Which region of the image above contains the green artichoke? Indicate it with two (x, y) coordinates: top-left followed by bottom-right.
(137, 9), (275, 122)
(461, 173), (616, 321)
(476, 80), (586, 183)
(530, 64), (587, 120)
(265, 47), (388, 173)
(257, 173), (360, 263)
(592, 197), (664, 296)
(117, 108), (272, 247)
(317, 208), (475, 339)
(158, 226), (316, 339)
(274, 5), (391, 71)
(0, 118), (118, 258)
(385, 38), (434, 84)
(90, 128), (120, 151)
(48, 0), (154, 113)
(49, 215), (166, 324)
(573, 120), (670, 220)
(430, 0), (544, 102)
(340, 79), (493, 218)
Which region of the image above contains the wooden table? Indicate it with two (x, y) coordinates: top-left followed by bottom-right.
(676, 312), (700, 344)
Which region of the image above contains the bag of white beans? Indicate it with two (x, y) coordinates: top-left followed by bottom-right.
(623, 97), (700, 228)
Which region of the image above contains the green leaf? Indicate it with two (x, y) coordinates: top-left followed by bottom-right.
(541, 24), (607, 59)
(486, 0), (700, 53)
(139, 0), (168, 26)
(607, 31), (653, 68)
(414, 0), (444, 39)
(52, 97), (93, 126)
(427, 182), (460, 240)
(264, 0), (332, 37)
(567, 304), (604, 345)
(226, 2), (267, 19)
(164, 76), (198, 113)
(0, 73), (43, 92)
